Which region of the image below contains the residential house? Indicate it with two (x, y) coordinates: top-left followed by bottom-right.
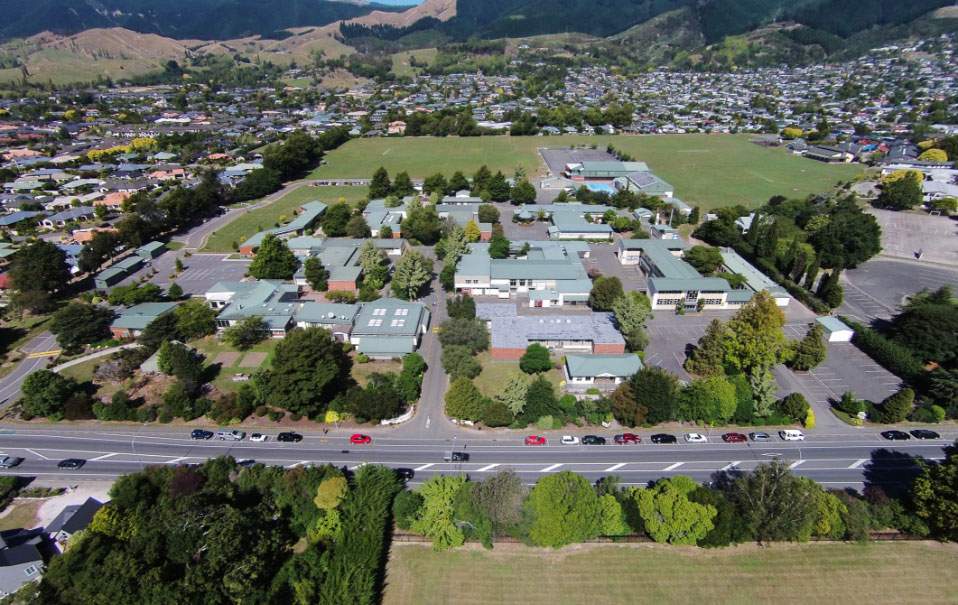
(40, 206), (95, 229)
(0, 530), (46, 598)
(110, 302), (177, 339)
(46, 498), (104, 547)
(564, 353), (642, 390)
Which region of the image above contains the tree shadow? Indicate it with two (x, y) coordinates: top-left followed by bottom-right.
(863, 448), (922, 499)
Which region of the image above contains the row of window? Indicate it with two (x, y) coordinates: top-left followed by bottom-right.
(367, 319), (407, 328)
(372, 308), (409, 316)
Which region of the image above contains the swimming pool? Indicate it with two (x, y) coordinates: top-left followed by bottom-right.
(586, 182), (617, 194)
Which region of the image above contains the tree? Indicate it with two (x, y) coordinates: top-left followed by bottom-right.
(157, 341), (204, 388)
(234, 167), (281, 202)
(487, 233), (511, 259)
(473, 469), (526, 534)
(411, 474), (467, 551)
(777, 392), (810, 421)
(482, 400), (513, 427)
(345, 215), (371, 238)
(369, 166), (391, 199)
(919, 148), (948, 162)
(723, 290), (786, 376)
(610, 383), (647, 427)
(688, 486), (753, 547)
(78, 230), (120, 273)
(464, 220), (481, 243)
(522, 375), (560, 423)
(613, 291), (651, 351)
(441, 345), (482, 380)
(725, 461), (819, 543)
(49, 302), (114, 350)
(320, 202), (352, 237)
(809, 205), (881, 269)
(107, 283), (163, 306)
(439, 225), (470, 262)
(510, 179), (537, 205)
(678, 377), (736, 423)
(447, 171), (470, 195)
(263, 327), (352, 416)
(477, 204), (499, 223)
(599, 494), (631, 536)
(174, 299), (216, 341)
(358, 240), (387, 272)
(589, 276), (624, 311)
(346, 373), (404, 423)
(422, 172), (447, 195)
(685, 318), (726, 378)
(910, 441), (958, 541)
(625, 367), (680, 425)
(749, 370), (778, 417)
(519, 343), (552, 374)
(446, 293), (476, 320)
(890, 288), (958, 363)
(437, 318), (489, 354)
(393, 490), (424, 531)
(391, 249), (433, 300)
(249, 234), (298, 280)
(9, 240), (70, 295)
(684, 245), (723, 275)
(444, 377), (484, 421)
(497, 371), (528, 416)
(878, 388), (914, 424)
(140, 312), (179, 351)
(303, 256), (329, 291)
(223, 316), (269, 350)
(486, 171), (510, 202)
(439, 263), (456, 292)
(21, 370), (75, 420)
(633, 476), (716, 545)
(789, 323), (827, 370)
(391, 171), (415, 197)
(527, 471), (600, 547)
(167, 282), (183, 300)
(400, 205), (441, 244)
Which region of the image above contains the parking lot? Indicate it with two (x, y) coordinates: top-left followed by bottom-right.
(115, 252), (250, 296)
(869, 208), (958, 265)
(841, 257), (958, 322)
(539, 147), (617, 177)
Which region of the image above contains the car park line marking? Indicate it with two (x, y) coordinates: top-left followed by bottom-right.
(790, 460), (805, 469)
(24, 449), (48, 460)
(605, 463), (626, 472)
(540, 464), (562, 472)
(414, 463), (434, 471)
(720, 461), (741, 471)
(477, 464), (498, 472)
(848, 459), (868, 469)
(91, 453), (116, 461)
(663, 462), (684, 471)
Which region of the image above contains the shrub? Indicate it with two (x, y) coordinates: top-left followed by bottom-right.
(268, 409), (286, 422)
(931, 404), (946, 423)
(356, 354), (369, 364)
(255, 405), (268, 417)
(536, 415), (555, 430)
(325, 290), (357, 304)
(586, 387), (600, 395)
(325, 410), (340, 424)
(290, 412), (302, 422)
(835, 391), (865, 416)
(804, 409), (815, 429)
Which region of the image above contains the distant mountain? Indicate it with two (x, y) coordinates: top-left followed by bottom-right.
(0, 0), (406, 41)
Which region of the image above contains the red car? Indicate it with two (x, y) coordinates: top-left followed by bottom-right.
(614, 433), (642, 444)
(722, 432), (747, 443)
(524, 435), (547, 445)
(350, 434), (371, 444)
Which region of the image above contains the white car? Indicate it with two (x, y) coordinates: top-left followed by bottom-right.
(560, 435), (580, 445)
(685, 433), (708, 443)
(249, 433), (269, 443)
(779, 429), (805, 441)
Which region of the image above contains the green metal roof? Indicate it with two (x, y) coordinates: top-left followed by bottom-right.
(817, 316), (852, 333)
(566, 353), (642, 378)
(111, 302), (177, 330)
(354, 336), (416, 356)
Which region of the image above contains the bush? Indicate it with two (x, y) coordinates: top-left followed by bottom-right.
(586, 387), (600, 395)
(536, 415), (555, 430)
(804, 409), (815, 429)
(356, 354), (369, 364)
(325, 290), (357, 304)
(255, 405), (268, 417)
(931, 404), (946, 423)
(268, 409), (286, 422)
(835, 391), (865, 416)
(392, 490), (423, 531)
(290, 412), (303, 422)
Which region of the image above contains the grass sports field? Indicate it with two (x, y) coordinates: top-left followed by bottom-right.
(203, 185), (367, 252)
(308, 134), (862, 210)
(384, 542), (958, 605)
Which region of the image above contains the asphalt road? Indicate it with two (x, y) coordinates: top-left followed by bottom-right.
(0, 332), (58, 407)
(1, 425), (952, 489)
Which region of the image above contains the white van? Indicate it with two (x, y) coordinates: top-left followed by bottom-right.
(779, 429), (805, 441)
(217, 429), (246, 441)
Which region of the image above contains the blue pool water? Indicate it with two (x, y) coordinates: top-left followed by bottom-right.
(586, 182), (616, 193)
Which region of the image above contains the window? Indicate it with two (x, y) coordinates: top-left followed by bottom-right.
(373, 308), (386, 316)
(394, 308), (408, 316)
(24, 566), (37, 576)
(367, 319), (382, 327)
(391, 319), (406, 327)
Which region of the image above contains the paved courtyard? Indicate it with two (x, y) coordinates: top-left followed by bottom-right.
(115, 252), (250, 296)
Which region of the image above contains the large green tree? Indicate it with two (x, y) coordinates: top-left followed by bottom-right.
(303, 256), (329, 291)
(684, 318), (726, 378)
(391, 249), (433, 300)
(624, 367), (680, 425)
(527, 471), (600, 548)
(437, 318), (489, 354)
(21, 370), (76, 421)
(320, 202), (352, 237)
(444, 377), (484, 421)
(684, 245), (723, 275)
(723, 290), (786, 377)
(9, 240), (70, 295)
(510, 179), (537, 205)
(725, 461), (819, 543)
(788, 323), (827, 371)
(222, 316), (269, 350)
(519, 343), (552, 374)
(589, 276), (624, 312)
(633, 475), (716, 545)
(50, 302), (115, 350)
(411, 474), (467, 551)
(358, 240), (387, 273)
(260, 327), (352, 416)
(678, 377), (736, 423)
(910, 441), (958, 542)
(369, 167), (392, 199)
(174, 299), (217, 341)
(877, 171), (922, 210)
(249, 234), (298, 280)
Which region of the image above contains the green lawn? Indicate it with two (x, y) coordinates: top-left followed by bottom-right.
(472, 351), (563, 399)
(384, 542), (958, 605)
(0, 500), (41, 531)
(307, 135), (862, 210)
(352, 359), (404, 386)
(202, 185), (368, 252)
(192, 336), (281, 394)
(390, 48), (438, 78)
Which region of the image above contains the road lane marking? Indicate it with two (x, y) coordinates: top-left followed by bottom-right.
(790, 460), (805, 469)
(540, 463), (562, 472)
(91, 453), (116, 461)
(24, 449), (48, 460)
(720, 461), (741, 471)
(605, 463), (626, 472)
(167, 457), (185, 464)
(663, 462), (684, 471)
(848, 458), (868, 469)
(477, 464), (498, 472)
(27, 350), (61, 358)
(414, 463), (434, 471)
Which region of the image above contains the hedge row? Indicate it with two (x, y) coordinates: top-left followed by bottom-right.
(736, 244), (831, 313)
(839, 316), (925, 383)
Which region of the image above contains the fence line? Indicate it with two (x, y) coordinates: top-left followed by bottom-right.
(391, 530), (927, 544)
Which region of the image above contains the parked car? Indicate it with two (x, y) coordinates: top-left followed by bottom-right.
(191, 429), (214, 440)
(582, 435), (606, 445)
(650, 433), (677, 444)
(910, 429), (941, 440)
(685, 433), (707, 443)
(722, 432), (747, 443)
(525, 435), (547, 445)
(0, 456), (24, 468)
(749, 432), (773, 442)
(614, 433), (641, 444)
(249, 433), (269, 443)
(881, 430), (911, 441)
(57, 458), (85, 469)
(560, 435), (580, 445)
(779, 430), (805, 441)
(277, 432), (303, 443)
(395, 468), (415, 480)
(217, 429), (246, 441)
(350, 434), (371, 444)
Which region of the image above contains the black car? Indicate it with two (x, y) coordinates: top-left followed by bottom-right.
(582, 435), (606, 445)
(650, 433), (677, 444)
(0, 456), (24, 469)
(191, 429), (214, 440)
(910, 429), (941, 440)
(236, 459), (257, 467)
(57, 458), (86, 469)
(395, 468), (415, 481)
(277, 431), (303, 443)
(881, 430), (911, 441)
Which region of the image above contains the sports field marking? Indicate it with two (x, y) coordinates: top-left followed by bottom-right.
(676, 149), (710, 153)
(382, 148), (391, 156)
(748, 170), (775, 183)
